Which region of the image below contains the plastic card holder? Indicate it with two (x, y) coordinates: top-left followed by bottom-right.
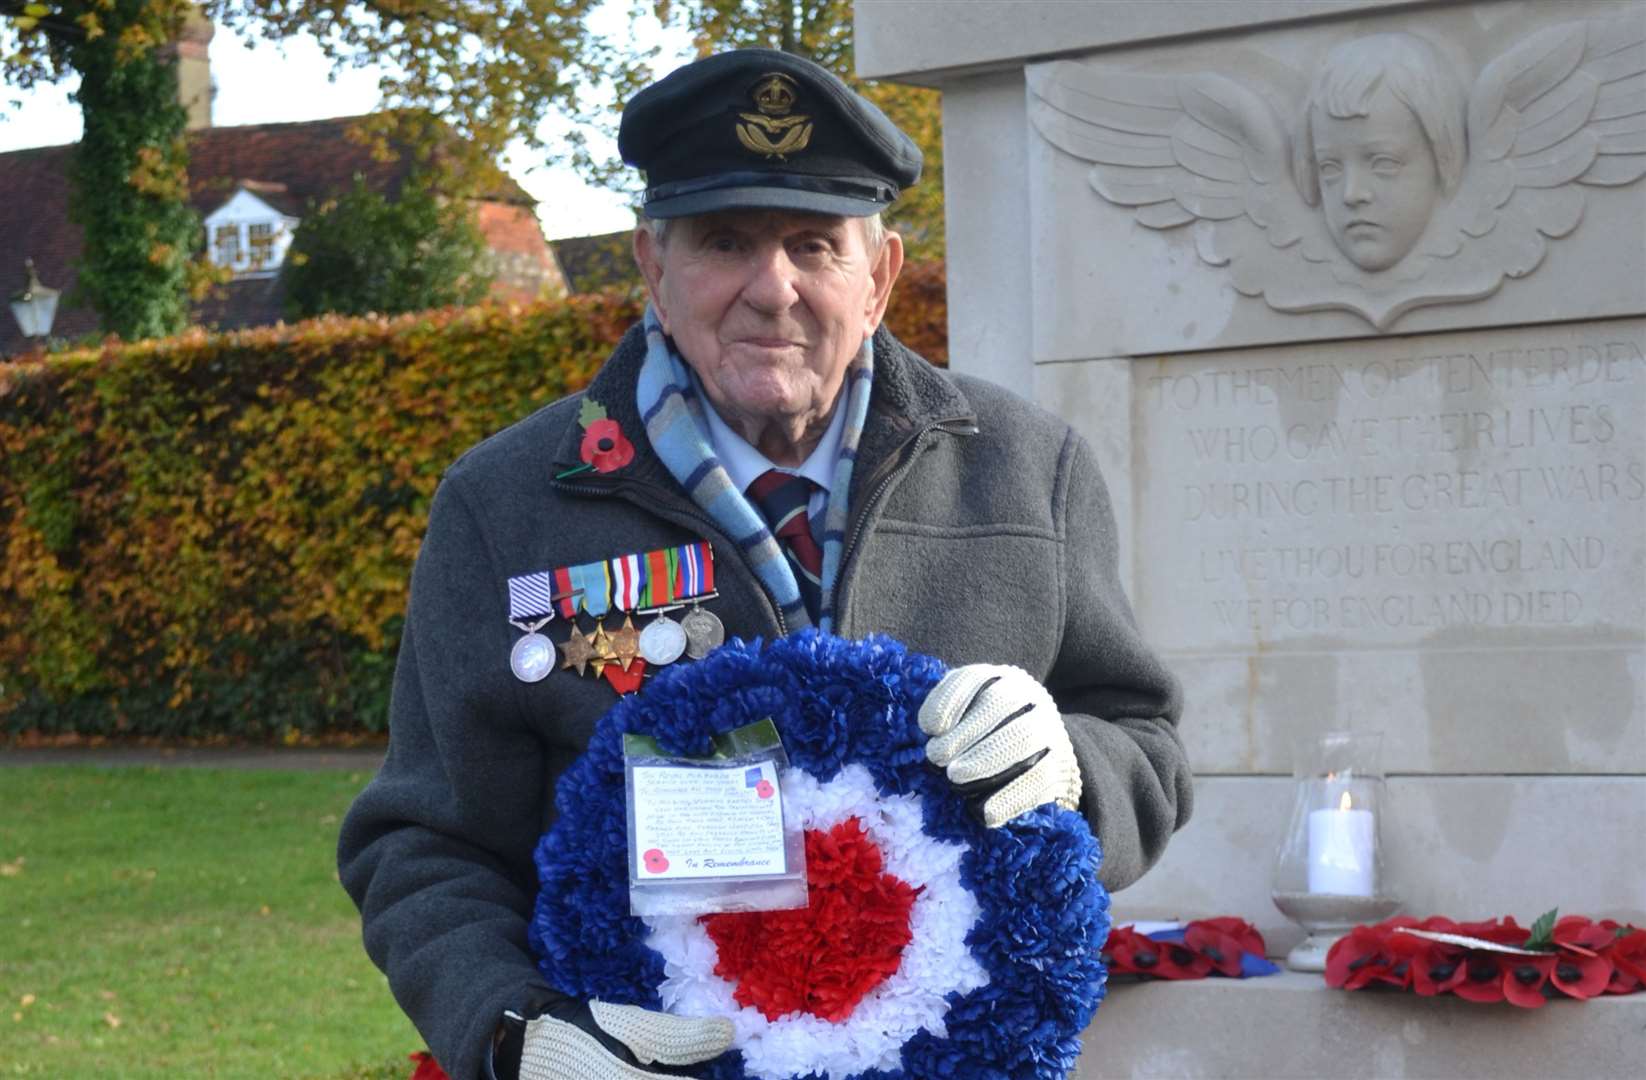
(624, 718), (809, 917)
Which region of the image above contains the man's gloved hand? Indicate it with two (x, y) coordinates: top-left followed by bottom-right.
(498, 996), (733, 1080)
(918, 664), (1082, 828)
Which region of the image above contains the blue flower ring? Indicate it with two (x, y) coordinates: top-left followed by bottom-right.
(528, 631), (1110, 1079)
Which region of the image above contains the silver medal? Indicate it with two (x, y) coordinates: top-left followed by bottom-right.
(680, 606), (725, 659)
(509, 616), (556, 683)
(638, 614), (688, 666)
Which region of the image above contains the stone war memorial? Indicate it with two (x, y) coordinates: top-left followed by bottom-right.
(858, 0), (1644, 1075)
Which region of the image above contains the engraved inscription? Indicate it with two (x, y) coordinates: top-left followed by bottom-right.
(1136, 325), (1646, 648)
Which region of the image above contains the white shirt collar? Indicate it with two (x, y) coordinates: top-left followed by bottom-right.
(693, 371), (846, 496)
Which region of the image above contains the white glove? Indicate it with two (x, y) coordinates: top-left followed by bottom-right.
(919, 664), (1082, 828)
(512, 998), (733, 1079)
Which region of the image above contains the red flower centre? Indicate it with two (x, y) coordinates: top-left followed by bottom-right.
(700, 817), (920, 1023)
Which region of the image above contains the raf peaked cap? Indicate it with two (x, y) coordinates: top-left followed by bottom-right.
(619, 49), (922, 219)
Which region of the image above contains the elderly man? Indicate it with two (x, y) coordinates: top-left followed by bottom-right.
(340, 49), (1191, 1080)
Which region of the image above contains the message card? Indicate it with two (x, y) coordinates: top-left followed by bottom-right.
(629, 760), (787, 880)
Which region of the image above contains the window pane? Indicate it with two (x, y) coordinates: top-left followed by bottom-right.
(247, 223), (275, 269)
(214, 225), (240, 265)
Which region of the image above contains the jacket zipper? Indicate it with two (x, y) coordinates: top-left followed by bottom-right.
(549, 475), (791, 636)
(838, 415), (979, 604)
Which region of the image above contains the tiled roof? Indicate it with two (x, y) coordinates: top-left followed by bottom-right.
(1, 115), (544, 356)
(552, 229), (643, 294)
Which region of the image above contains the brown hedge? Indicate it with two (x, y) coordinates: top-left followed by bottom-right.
(0, 263), (947, 739)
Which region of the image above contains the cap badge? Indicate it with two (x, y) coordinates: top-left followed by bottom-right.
(736, 72), (812, 160)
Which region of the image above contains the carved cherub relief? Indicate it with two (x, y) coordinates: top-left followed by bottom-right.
(1028, 19), (1646, 329)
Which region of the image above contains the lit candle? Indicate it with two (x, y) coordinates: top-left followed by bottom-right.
(1307, 790), (1376, 896)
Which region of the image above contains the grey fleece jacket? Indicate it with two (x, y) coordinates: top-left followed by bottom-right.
(338, 324), (1192, 1079)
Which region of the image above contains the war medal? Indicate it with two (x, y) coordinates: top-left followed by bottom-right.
(638, 612), (688, 665)
(514, 540), (721, 686)
(681, 605), (726, 659)
(587, 620), (618, 678)
(559, 626), (597, 677)
(509, 616), (555, 683)
(504, 572), (563, 684)
(610, 614), (643, 672)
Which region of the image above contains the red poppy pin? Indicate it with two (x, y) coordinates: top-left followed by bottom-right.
(558, 398), (635, 479)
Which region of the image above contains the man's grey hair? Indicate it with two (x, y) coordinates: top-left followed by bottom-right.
(640, 211), (887, 253)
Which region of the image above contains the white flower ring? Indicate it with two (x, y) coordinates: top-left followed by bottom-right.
(528, 632), (1110, 1080)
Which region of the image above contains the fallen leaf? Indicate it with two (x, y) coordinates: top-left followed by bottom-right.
(258, 905), (271, 917)
(104, 1012), (121, 1029)
(19, 994), (34, 1007)
(0, 857), (24, 877)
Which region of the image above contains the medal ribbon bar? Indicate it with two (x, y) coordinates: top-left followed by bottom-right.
(578, 560), (613, 617)
(506, 572), (558, 622)
(512, 543), (719, 621)
(553, 566), (579, 619)
(645, 548), (674, 608)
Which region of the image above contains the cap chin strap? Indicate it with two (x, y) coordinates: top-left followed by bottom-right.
(644, 170), (898, 207)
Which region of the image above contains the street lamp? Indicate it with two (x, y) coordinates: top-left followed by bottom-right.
(10, 258), (61, 342)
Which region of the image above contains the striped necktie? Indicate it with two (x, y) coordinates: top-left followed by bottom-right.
(746, 469), (824, 622)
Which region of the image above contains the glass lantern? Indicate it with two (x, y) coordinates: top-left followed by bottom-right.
(1271, 730), (1400, 971)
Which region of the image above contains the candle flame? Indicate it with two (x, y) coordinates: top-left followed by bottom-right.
(1339, 791), (1353, 812)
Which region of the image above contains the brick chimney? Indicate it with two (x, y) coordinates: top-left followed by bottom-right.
(169, 5), (215, 130)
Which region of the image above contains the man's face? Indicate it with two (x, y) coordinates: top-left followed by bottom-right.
(635, 210), (901, 442)
(1312, 89), (1442, 272)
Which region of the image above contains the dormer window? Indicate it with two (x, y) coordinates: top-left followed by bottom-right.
(203, 186), (299, 279)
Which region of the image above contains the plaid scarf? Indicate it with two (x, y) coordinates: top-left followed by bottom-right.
(634, 306), (873, 634)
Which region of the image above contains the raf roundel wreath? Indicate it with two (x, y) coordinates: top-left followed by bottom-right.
(528, 631), (1110, 1079)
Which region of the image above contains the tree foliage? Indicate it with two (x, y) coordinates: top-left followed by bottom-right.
(4, 2), (605, 168)
(65, 1), (197, 339)
(282, 176), (493, 320)
(2, 1), (608, 338)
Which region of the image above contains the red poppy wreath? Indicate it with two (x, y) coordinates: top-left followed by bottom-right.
(1326, 910), (1646, 1007)
(527, 631), (1112, 1079)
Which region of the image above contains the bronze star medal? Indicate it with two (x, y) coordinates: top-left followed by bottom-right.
(610, 614), (642, 673)
(559, 625), (596, 677)
(735, 72), (812, 160)
(587, 620), (618, 678)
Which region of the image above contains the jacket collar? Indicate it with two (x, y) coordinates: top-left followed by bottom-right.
(552, 321), (976, 496)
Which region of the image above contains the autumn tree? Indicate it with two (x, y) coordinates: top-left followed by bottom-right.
(1, 1), (606, 338)
(575, 0), (946, 255)
(282, 176), (492, 319)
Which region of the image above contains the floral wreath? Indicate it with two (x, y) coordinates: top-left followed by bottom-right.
(528, 631), (1110, 1079)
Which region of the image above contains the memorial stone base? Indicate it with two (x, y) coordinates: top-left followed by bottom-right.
(858, 1), (1646, 1074)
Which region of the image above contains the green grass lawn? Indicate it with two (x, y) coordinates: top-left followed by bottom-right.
(1, 767), (420, 1079)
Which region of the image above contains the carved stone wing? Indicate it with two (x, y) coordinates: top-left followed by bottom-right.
(1445, 17), (1646, 278)
(1471, 16), (1646, 191)
(1026, 61), (1298, 239)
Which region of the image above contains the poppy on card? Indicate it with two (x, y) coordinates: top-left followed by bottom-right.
(408, 1051), (450, 1080)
